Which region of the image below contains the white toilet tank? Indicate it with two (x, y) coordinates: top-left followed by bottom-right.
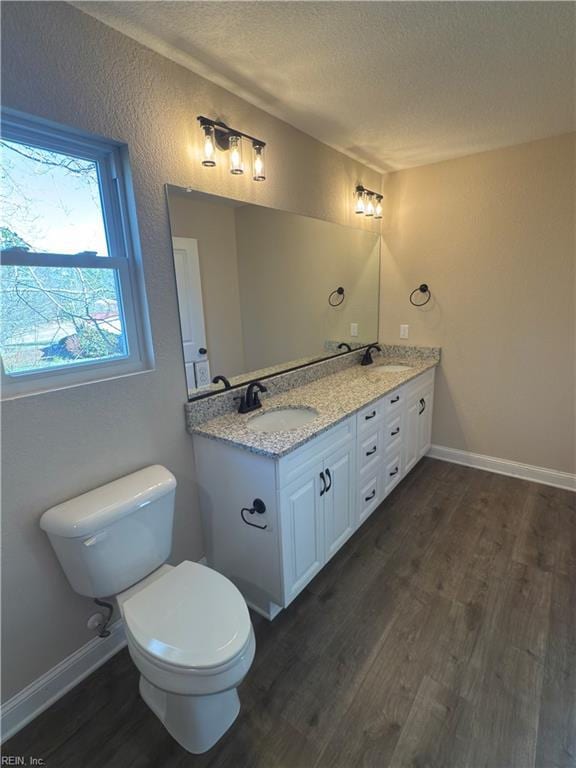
(40, 465), (177, 598)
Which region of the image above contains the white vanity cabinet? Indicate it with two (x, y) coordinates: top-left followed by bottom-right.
(192, 367), (435, 620)
(193, 416), (356, 619)
(355, 367), (435, 526)
(405, 371), (435, 475)
(280, 434), (355, 604)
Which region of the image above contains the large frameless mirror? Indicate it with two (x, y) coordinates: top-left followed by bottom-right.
(166, 185), (380, 400)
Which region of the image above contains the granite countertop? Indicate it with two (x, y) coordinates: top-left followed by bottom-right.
(191, 358), (438, 458)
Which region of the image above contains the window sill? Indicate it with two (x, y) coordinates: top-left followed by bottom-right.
(1, 361), (156, 402)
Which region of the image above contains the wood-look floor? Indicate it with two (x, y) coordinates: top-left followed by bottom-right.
(6, 458), (576, 767)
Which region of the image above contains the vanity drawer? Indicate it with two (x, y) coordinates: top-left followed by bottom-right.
(359, 472), (380, 525)
(384, 413), (403, 454)
(384, 452), (402, 495)
(357, 401), (384, 432)
(385, 389), (403, 414)
(359, 429), (382, 472)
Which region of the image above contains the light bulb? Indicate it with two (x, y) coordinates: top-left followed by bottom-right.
(252, 143), (266, 181)
(229, 135), (244, 175)
(374, 196), (383, 219)
(365, 193), (375, 217)
(355, 188), (365, 214)
(201, 124), (216, 167)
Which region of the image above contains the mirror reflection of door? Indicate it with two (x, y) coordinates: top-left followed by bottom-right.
(171, 237), (210, 390)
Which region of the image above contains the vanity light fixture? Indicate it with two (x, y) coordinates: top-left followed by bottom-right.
(201, 123), (216, 167)
(197, 116), (266, 181)
(365, 193), (375, 217)
(229, 134), (243, 175)
(355, 185), (383, 219)
(252, 143), (266, 182)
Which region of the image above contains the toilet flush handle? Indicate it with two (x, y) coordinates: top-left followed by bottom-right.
(83, 531), (108, 547)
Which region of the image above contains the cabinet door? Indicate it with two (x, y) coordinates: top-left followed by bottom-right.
(404, 390), (421, 475)
(418, 381), (434, 457)
(324, 441), (356, 561)
(280, 463), (325, 604)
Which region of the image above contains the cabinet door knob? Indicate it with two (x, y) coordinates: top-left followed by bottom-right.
(325, 468), (332, 492)
(390, 395), (400, 404)
(391, 427), (400, 436)
(364, 489), (376, 502)
(365, 410), (376, 420)
(419, 398), (426, 415)
(319, 471), (326, 496)
(389, 467), (399, 477)
(366, 446), (377, 457)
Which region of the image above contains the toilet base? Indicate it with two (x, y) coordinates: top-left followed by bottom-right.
(139, 676), (241, 754)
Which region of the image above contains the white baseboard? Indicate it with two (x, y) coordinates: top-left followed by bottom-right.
(428, 444), (576, 491)
(1, 619), (126, 743)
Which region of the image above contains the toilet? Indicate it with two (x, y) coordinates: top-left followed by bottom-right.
(39, 465), (255, 754)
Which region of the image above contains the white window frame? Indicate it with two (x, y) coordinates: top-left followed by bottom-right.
(0, 110), (154, 399)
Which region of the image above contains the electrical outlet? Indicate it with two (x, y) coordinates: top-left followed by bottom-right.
(350, 323), (358, 337)
(400, 324), (409, 339)
(195, 360), (211, 387)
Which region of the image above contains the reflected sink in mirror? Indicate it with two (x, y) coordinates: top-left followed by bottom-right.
(247, 407), (319, 433)
(372, 364), (414, 373)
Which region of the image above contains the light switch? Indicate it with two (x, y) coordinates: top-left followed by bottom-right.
(400, 324), (409, 339)
(350, 323), (359, 337)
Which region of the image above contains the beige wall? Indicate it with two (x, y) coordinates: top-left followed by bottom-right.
(0, 1), (380, 702)
(381, 134), (575, 473)
(234, 207), (380, 370)
(167, 192), (247, 379)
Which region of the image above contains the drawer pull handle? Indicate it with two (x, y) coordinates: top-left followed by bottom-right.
(390, 395), (400, 404)
(320, 471), (326, 496)
(325, 468), (332, 492)
(391, 427), (400, 436)
(419, 398), (426, 415)
(366, 446), (377, 456)
(365, 410), (377, 420)
(389, 467), (399, 477)
(365, 489), (376, 502)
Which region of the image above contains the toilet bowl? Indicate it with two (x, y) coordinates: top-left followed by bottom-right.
(117, 560), (256, 754)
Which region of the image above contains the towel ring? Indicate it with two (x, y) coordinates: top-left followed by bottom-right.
(410, 283), (431, 307)
(329, 287), (345, 307)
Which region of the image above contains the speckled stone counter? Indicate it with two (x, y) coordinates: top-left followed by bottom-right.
(191, 356), (439, 458)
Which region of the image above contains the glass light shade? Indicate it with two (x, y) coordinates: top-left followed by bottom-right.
(355, 189), (365, 214)
(252, 143), (266, 181)
(201, 124), (216, 167)
(365, 193), (375, 217)
(374, 196), (383, 219)
(229, 135), (244, 175)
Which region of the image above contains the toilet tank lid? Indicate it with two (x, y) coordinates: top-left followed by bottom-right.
(40, 465), (176, 539)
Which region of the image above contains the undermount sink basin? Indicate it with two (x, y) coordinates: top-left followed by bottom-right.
(372, 364), (414, 373)
(247, 407), (319, 433)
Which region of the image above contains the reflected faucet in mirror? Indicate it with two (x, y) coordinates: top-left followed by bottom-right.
(212, 375), (231, 390)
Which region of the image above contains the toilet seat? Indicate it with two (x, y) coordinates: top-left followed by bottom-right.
(120, 560), (252, 671)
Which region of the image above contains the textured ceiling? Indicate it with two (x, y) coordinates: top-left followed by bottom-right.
(74, 1), (575, 171)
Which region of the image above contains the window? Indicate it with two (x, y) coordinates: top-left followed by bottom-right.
(0, 111), (153, 398)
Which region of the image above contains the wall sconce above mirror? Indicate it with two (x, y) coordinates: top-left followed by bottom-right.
(198, 116), (266, 181)
(354, 185), (383, 219)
